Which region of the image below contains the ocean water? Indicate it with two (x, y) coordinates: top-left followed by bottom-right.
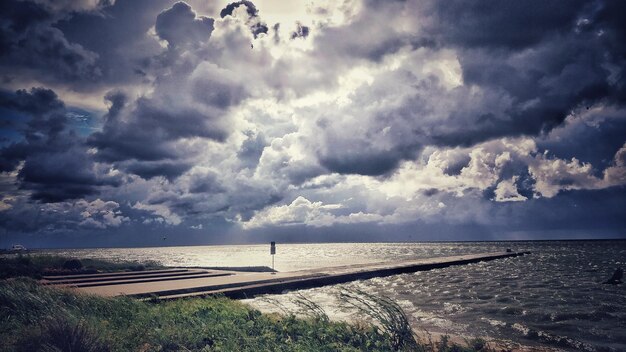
(43, 241), (625, 351)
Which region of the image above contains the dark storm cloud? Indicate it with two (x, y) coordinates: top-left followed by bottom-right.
(237, 131), (266, 168)
(133, 97), (230, 141)
(320, 150), (411, 177)
(513, 170), (538, 201)
(538, 111), (626, 171)
(0, 87), (64, 117)
(445, 36), (611, 140)
(0, 0), (100, 85)
(88, 92), (175, 162)
(220, 1), (268, 38)
(18, 148), (118, 202)
(88, 96), (183, 163)
(312, 0), (436, 63)
(188, 172), (224, 194)
(81, 1), (248, 181)
(1, 0), (625, 243)
(249, 22), (269, 38)
(313, 0), (626, 176)
(54, 0), (174, 87)
(0, 88), (120, 201)
(443, 154), (471, 176)
(482, 162), (537, 202)
(0, 196), (128, 235)
(191, 74), (246, 110)
(593, 1), (626, 103)
(249, 186), (626, 242)
(29, 0), (116, 14)
(425, 0), (587, 49)
(89, 93), (229, 165)
(291, 22), (309, 40)
(220, 1), (259, 18)
(0, 87), (67, 172)
(88, 63), (245, 180)
(124, 160), (192, 181)
(155, 2), (214, 49)
(493, 187), (626, 233)
(424, 0), (626, 134)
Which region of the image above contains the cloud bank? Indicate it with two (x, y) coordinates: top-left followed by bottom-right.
(1, 0), (625, 246)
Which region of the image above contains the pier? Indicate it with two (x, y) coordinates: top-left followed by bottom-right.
(42, 251), (530, 300)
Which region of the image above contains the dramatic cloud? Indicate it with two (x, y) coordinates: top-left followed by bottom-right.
(0, 1), (101, 85)
(0, 88), (120, 202)
(1, 0), (625, 245)
(77, 199), (129, 229)
(155, 1), (214, 49)
(220, 1), (268, 38)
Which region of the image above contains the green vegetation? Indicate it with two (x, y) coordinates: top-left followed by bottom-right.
(339, 289), (419, 351)
(0, 279), (494, 352)
(1, 279), (392, 351)
(0, 256), (494, 351)
(0, 254), (162, 279)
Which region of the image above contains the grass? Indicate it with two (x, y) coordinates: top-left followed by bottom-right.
(0, 279), (496, 352)
(339, 289), (419, 351)
(1, 278), (397, 351)
(15, 316), (110, 352)
(0, 254), (162, 279)
(0, 256), (495, 351)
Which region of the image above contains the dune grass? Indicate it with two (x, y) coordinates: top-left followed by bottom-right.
(0, 278), (495, 352)
(0, 256), (494, 351)
(1, 278), (397, 351)
(0, 254), (162, 279)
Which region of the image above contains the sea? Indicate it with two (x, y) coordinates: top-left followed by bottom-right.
(40, 240), (625, 351)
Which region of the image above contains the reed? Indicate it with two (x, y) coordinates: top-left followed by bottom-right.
(0, 254), (162, 279)
(1, 278), (394, 351)
(0, 262), (494, 351)
(338, 288), (420, 351)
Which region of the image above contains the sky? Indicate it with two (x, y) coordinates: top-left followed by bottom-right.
(0, 0), (625, 248)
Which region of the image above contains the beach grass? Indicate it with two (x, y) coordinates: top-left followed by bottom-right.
(0, 254), (162, 279)
(0, 278), (494, 352)
(1, 278), (398, 351)
(0, 256), (493, 351)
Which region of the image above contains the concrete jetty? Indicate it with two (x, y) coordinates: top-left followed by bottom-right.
(42, 251), (530, 300)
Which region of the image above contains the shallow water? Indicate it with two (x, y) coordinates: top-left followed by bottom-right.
(41, 240), (626, 351)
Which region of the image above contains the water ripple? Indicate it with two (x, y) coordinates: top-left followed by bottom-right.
(38, 240), (626, 351)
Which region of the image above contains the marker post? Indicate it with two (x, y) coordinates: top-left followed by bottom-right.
(270, 241), (276, 274)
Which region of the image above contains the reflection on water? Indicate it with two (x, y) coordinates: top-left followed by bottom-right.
(46, 242), (519, 271)
(42, 241), (626, 351)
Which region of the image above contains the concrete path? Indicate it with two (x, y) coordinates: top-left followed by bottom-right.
(43, 251), (530, 300)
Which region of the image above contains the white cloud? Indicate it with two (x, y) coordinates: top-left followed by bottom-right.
(529, 155), (600, 198)
(602, 143), (626, 187)
(76, 199), (129, 229)
(242, 195), (385, 229)
(133, 202), (182, 226)
(243, 196), (340, 228)
(494, 176), (527, 202)
(3, 0), (625, 239)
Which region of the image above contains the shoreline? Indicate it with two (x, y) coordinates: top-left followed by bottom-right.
(40, 252), (529, 300)
(3, 252), (616, 351)
(1, 277), (502, 351)
(1, 253), (555, 351)
(413, 330), (564, 352)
